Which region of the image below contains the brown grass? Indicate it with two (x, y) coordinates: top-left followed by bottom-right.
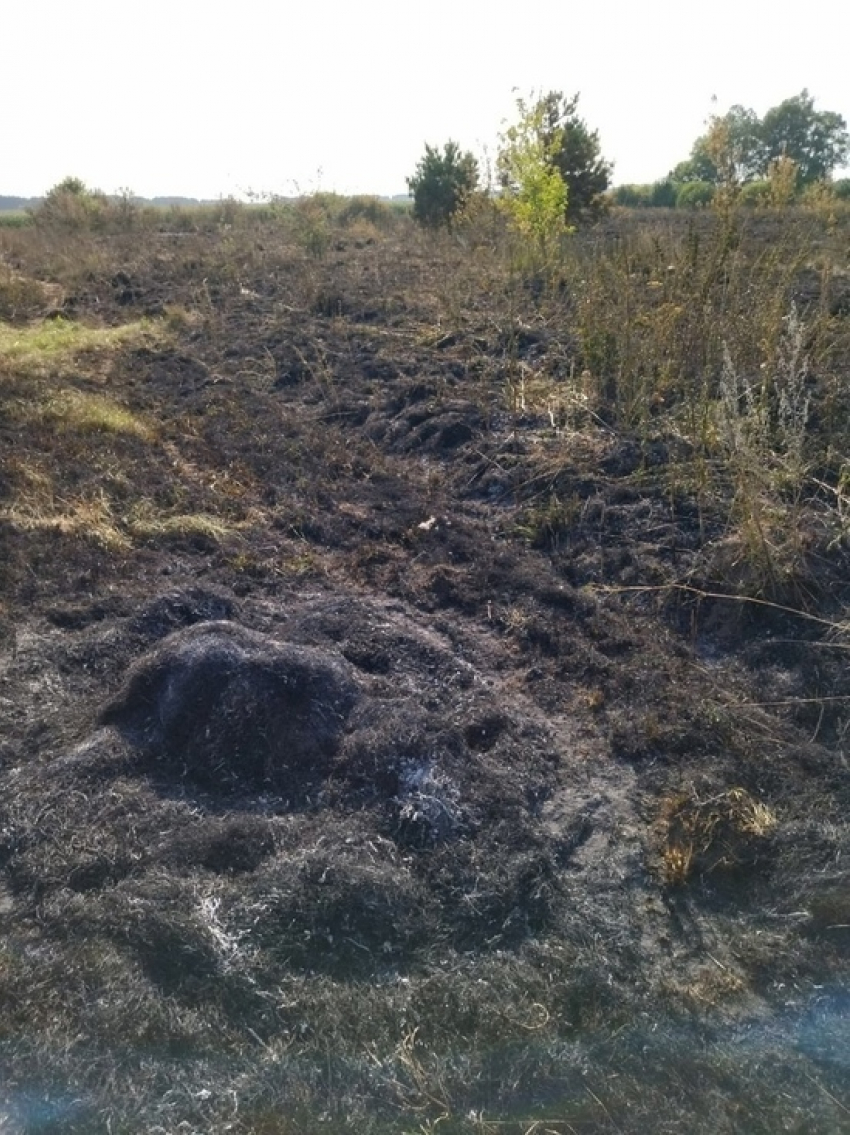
(658, 785), (778, 885)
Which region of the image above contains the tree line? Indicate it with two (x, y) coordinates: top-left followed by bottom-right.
(408, 90), (850, 228)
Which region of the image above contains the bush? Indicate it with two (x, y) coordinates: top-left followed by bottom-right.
(648, 179), (677, 208)
(407, 142), (478, 229)
(739, 180), (773, 207)
(336, 194), (396, 229)
(611, 184), (651, 207)
(676, 181), (715, 209)
(611, 181), (677, 209)
(34, 176), (110, 230)
(832, 178), (850, 200)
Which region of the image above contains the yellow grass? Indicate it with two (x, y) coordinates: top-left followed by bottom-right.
(659, 786), (778, 885)
(0, 489), (131, 552)
(0, 316), (165, 378)
(127, 510), (237, 544)
(35, 389), (154, 439)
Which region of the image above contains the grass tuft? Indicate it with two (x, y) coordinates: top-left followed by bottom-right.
(128, 510), (238, 545)
(658, 785), (778, 886)
(0, 317), (161, 372)
(35, 389), (154, 439)
(1, 490), (132, 551)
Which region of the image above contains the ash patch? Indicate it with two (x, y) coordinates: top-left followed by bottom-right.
(238, 825), (430, 974)
(394, 759), (467, 847)
(101, 621), (359, 795)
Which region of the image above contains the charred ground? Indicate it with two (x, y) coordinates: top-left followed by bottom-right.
(1, 200), (850, 1132)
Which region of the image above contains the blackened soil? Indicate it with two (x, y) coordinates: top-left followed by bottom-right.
(1, 211), (849, 1132)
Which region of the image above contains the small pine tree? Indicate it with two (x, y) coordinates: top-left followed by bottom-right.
(539, 92), (613, 223)
(407, 142), (479, 229)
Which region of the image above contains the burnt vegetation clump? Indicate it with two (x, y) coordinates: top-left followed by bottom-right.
(100, 621), (360, 795)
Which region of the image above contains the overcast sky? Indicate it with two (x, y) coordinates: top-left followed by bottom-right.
(4, 0), (848, 200)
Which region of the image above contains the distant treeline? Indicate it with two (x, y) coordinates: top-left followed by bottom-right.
(610, 176), (850, 210)
(0, 192), (411, 214)
(0, 194), (226, 212)
(0, 196), (39, 212)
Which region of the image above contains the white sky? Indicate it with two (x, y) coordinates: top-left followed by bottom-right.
(4, 0), (848, 200)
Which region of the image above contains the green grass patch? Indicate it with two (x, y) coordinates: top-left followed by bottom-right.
(0, 211), (32, 228)
(36, 389), (154, 439)
(0, 317), (163, 374)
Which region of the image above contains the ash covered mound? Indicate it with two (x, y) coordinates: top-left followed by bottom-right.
(100, 621), (359, 795)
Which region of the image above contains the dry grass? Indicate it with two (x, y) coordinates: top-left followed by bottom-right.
(127, 508), (240, 545)
(0, 490), (132, 551)
(0, 309), (262, 552)
(658, 786), (778, 886)
(0, 268), (64, 321)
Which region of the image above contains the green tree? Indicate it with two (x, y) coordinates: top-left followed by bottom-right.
(497, 94), (569, 250)
(407, 142), (479, 229)
(673, 105), (764, 186)
(536, 92), (612, 223)
(674, 93), (849, 190)
(671, 156), (715, 184)
(705, 105), (765, 185)
(759, 90), (849, 185)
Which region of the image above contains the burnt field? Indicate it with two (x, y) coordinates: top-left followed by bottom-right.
(1, 199), (850, 1132)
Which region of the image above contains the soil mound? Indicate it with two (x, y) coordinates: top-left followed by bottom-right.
(101, 621), (359, 794)
(128, 587), (238, 643)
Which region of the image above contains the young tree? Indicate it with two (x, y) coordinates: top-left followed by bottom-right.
(407, 142), (479, 229)
(500, 92), (612, 225)
(498, 94), (569, 250)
